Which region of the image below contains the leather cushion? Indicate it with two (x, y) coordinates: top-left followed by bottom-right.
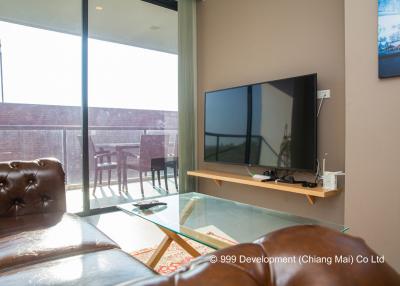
(0, 213), (119, 271)
(0, 249), (156, 286)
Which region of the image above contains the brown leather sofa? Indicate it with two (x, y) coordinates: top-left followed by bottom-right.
(0, 159), (399, 286)
(0, 158), (156, 285)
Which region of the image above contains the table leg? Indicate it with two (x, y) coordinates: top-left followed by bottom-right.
(164, 167), (169, 192)
(179, 198), (197, 224)
(160, 227), (201, 258)
(151, 170), (155, 187)
(116, 147), (127, 193)
(173, 164), (178, 190)
(145, 199), (201, 269)
(157, 170), (161, 186)
(117, 153), (122, 193)
(123, 165), (128, 192)
(147, 225), (201, 269)
(147, 235), (173, 268)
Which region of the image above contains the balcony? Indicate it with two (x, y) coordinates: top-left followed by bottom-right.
(0, 102), (179, 212)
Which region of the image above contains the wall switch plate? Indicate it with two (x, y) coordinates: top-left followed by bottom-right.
(317, 89), (331, 99)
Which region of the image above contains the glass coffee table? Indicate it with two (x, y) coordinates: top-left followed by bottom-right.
(118, 192), (347, 268)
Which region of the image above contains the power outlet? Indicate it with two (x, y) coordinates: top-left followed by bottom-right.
(317, 89), (331, 99)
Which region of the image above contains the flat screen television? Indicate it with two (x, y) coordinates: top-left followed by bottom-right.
(204, 74), (317, 171)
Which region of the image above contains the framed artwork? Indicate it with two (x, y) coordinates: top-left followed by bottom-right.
(378, 0), (400, 78)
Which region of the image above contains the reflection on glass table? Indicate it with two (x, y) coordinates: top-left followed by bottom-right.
(118, 192), (347, 268)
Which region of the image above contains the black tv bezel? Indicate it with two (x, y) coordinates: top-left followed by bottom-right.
(203, 73), (317, 173)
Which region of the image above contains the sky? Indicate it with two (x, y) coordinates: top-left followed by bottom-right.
(0, 21), (178, 111)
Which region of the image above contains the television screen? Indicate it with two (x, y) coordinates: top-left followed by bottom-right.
(204, 74), (317, 171)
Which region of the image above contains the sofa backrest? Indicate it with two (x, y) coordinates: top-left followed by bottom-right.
(121, 226), (400, 286)
(0, 158), (66, 217)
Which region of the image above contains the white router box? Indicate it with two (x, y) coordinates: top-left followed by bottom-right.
(322, 171), (345, 191)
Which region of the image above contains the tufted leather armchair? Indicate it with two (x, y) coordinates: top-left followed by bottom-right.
(0, 158), (66, 217)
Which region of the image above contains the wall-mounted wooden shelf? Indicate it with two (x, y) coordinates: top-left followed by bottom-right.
(187, 170), (341, 205)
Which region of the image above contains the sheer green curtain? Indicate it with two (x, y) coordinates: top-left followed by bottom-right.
(178, 0), (197, 193)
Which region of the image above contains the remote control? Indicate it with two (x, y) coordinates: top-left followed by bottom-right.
(133, 200), (167, 210)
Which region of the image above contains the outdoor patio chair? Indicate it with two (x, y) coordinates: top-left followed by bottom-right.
(165, 134), (178, 190)
(122, 135), (169, 196)
(78, 135), (121, 195)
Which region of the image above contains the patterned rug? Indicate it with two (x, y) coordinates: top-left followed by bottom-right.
(131, 239), (213, 274)
(131, 226), (237, 275)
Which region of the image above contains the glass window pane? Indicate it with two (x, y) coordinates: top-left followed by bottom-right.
(0, 0), (83, 212)
(88, 0), (178, 209)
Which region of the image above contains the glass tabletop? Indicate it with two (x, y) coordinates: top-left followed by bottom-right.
(118, 192), (348, 249)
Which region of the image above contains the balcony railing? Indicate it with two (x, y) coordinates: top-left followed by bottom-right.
(0, 124), (178, 187)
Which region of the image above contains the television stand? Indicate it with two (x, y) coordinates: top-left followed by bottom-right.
(187, 170), (341, 205)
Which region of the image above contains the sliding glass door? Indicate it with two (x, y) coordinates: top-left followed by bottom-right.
(0, 0), (178, 213)
(87, 0), (178, 209)
(0, 0), (83, 213)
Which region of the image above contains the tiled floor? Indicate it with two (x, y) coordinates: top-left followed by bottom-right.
(66, 176), (179, 254)
(66, 177), (178, 213)
(73, 178), (178, 254)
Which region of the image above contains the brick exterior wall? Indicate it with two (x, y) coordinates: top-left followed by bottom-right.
(0, 103), (178, 184)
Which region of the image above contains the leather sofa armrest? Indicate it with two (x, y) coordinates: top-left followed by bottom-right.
(253, 225), (400, 286)
(0, 158), (66, 217)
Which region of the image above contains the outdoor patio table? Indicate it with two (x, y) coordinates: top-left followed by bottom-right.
(95, 142), (140, 192)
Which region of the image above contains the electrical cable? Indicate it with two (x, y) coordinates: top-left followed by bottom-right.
(245, 166), (255, 177)
(317, 97), (325, 117)
(315, 159), (320, 183)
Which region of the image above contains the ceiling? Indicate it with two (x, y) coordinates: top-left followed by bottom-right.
(0, 0), (177, 54)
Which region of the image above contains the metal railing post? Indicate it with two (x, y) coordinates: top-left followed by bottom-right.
(62, 128), (68, 183)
